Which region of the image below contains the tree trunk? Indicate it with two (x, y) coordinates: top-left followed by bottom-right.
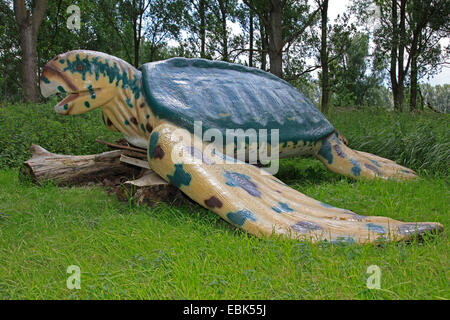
(199, 0), (206, 58)
(397, 0), (407, 112)
(218, 0), (228, 61)
(268, 1), (283, 78)
(249, 9), (254, 67)
(320, 0), (329, 114)
(20, 145), (141, 186)
(13, 0), (48, 103)
(259, 15), (267, 71)
(390, 0), (399, 111)
(410, 44), (419, 112)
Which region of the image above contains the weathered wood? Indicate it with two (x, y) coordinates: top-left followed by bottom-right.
(120, 154), (150, 169)
(95, 139), (147, 154)
(20, 144), (140, 186)
(114, 170), (185, 206)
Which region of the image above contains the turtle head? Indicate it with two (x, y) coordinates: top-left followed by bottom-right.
(40, 50), (140, 115)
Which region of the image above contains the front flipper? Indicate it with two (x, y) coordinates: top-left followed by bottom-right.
(147, 123), (443, 243)
(315, 132), (418, 180)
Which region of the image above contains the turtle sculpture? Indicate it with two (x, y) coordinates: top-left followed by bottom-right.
(40, 50), (443, 244)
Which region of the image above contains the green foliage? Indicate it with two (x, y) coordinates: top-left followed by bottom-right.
(0, 101), (121, 168)
(420, 83), (449, 113)
(329, 108), (450, 175)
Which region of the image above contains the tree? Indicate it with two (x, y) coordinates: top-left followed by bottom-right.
(243, 0), (320, 78)
(317, 0), (329, 113)
(407, 0), (449, 111)
(353, 0), (449, 112)
(329, 31), (383, 107)
(207, 0), (238, 61)
(13, 0), (48, 102)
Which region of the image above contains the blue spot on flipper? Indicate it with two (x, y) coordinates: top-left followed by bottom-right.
(318, 138), (333, 164)
(57, 86), (66, 93)
(42, 77), (50, 84)
(226, 210), (257, 227)
(148, 132), (159, 159)
(398, 223), (438, 235)
(350, 158), (361, 176)
(367, 223), (385, 234)
(279, 202), (293, 212)
(370, 160), (382, 168)
(167, 164), (192, 188)
(364, 163), (379, 174)
(84, 101), (91, 108)
(224, 171), (261, 197)
(333, 144), (347, 158)
(272, 202), (293, 213)
(291, 221), (322, 233)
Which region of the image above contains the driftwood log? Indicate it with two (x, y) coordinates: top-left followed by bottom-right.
(20, 144), (140, 185)
(20, 144), (184, 206)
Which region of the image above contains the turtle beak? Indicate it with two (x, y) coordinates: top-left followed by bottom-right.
(40, 63), (97, 115)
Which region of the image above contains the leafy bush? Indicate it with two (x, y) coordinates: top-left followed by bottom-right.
(0, 101), (121, 168)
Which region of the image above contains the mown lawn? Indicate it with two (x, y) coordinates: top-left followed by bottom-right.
(0, 103), (448, 299)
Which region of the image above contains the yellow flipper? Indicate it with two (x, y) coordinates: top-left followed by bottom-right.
(147, 122), (443, 244)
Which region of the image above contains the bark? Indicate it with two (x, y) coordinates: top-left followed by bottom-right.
(409, 41), (419, 112)
(199, 0), (206, 58)
(390, 0), (399, 111)
(268, 0), (283, 77)
(20, 145), (140, 186)
(259, 14), (268, 71)
(319, 0), (329, 114)
(249, 9), (254, 67)
(218, 0), (228, 61)
(397, 0), (407, 112)
(13, 0), (48, 103)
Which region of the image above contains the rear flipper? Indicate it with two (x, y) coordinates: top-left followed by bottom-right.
(315, 132), (418, 180)
(147, 123), (442, 244)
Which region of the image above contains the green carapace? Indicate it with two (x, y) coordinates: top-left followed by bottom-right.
(142, 58), (335, 144)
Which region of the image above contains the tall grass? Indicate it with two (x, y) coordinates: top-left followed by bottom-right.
(328, 108), (449, 175)
(0, 103), (448, 175)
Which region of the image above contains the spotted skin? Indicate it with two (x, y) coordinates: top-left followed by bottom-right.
(145, 123), (443, 243)
(40, 50), (444, 243)
(40, 50), (155, 149)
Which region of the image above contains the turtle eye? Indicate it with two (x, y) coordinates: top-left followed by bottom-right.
(76, 64), (84, 71)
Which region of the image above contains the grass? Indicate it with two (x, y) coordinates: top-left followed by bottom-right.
(0, 102), (448, 299)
